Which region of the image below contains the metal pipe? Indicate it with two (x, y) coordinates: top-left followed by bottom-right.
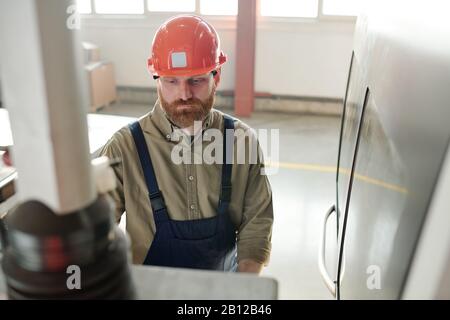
(0, 0), (95, 214)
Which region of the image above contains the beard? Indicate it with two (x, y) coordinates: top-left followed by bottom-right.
(158, 89), (215, 129)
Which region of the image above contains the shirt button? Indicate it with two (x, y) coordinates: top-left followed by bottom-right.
(190, 204), (195, 210)
(188, 175), (194, 181)
(166, 134), (171, 140)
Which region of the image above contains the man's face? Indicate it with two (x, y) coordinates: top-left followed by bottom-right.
(157, 72), (219, 129)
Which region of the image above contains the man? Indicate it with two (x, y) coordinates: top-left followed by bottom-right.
(100, 15), (273, 274)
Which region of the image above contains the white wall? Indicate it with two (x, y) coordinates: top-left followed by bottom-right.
(80, 15), (355, 99)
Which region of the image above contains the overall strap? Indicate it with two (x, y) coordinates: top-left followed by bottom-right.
(128, 121), (169, 223)
(218, 115), (234, 215)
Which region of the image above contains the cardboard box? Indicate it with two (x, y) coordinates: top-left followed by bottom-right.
(85, 62), (117, 112)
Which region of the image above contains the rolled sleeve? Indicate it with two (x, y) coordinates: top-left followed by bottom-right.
(237, 159), (274, 266)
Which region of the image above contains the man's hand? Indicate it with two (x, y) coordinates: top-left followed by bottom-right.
(237, 259), (263, 275)
(1, 147), (12, 166)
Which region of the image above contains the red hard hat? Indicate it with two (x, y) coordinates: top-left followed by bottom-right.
(147, 15), (227, 78)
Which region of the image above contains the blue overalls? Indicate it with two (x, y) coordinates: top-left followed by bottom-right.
(128, 116), (237, 271)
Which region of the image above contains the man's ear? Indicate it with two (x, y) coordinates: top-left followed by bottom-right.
(213, 68), (222, 87)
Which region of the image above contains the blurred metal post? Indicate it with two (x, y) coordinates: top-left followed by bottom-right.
(0, 0), (95, 214)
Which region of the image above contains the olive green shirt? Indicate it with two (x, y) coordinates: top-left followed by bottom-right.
(99, 102), (273, 266)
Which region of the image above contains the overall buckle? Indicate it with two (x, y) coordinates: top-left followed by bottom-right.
(149, 191), (166, 212)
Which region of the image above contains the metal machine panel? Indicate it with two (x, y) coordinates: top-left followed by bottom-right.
(337, 0), (450, 299)
(0, 263), (278, 300)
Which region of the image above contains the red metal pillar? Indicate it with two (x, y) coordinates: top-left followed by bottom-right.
(234, 0), (257, 117)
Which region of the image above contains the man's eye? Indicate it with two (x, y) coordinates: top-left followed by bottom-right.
(191, 78), (205, 85)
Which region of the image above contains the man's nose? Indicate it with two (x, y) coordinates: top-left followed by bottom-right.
(178, 80), (193, 101)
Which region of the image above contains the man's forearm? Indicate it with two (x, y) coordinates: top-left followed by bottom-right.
(237, 259), (263, 274)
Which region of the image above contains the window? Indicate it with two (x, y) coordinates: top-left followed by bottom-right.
(260, 0), (319, 18)
(77, 0), (360, 21)
(147, 0), (195, 13)
(322, 0), (363, 16)
(76, 0), (92, 14)
(200, 0), (238, 16)
(94, 0), (144, 14)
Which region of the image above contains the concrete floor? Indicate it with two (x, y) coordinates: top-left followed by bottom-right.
(96, 102), (342, 299)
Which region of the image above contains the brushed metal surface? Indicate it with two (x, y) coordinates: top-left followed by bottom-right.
(336, 0), (450, 299)
(0, 263), (278, 300)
